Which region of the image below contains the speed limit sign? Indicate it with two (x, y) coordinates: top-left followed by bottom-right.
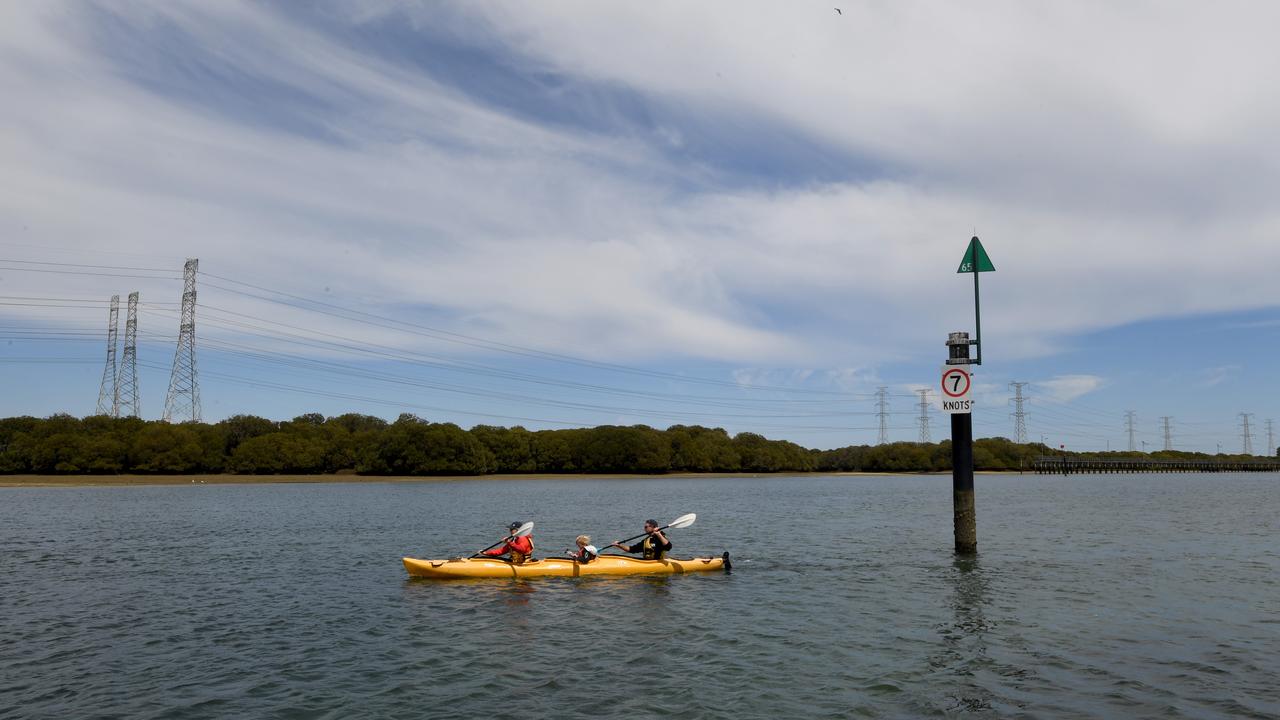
(940, 366), (973, 414)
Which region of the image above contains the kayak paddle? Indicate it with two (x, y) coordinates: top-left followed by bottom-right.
(602, 513), (696, 554)
(470, 521), (534, 559)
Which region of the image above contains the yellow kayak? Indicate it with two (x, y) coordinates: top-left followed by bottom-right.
(403, 552), (731, 579)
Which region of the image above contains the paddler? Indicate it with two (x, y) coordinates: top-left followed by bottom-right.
(567, 534), (598, 563)
(482, 521), (535, 564)
(610, 519), (671, 560)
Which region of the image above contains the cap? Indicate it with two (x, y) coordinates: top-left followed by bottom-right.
(508, 521), (522, 531)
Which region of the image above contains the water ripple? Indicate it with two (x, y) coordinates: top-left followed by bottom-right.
(2, 474), (1278, 718)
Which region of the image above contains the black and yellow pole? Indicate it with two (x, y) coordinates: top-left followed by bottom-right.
(947, 332), (977, 554)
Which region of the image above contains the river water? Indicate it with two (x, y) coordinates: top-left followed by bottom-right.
(2, 473), (1276, 719)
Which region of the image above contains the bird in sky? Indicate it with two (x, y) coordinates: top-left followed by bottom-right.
(835, 8), (842, 14)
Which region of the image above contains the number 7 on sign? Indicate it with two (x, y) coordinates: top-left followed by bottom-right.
(940, 366), (973, 414)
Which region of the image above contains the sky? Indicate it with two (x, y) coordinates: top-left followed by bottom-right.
(2, 1), (1280, 453)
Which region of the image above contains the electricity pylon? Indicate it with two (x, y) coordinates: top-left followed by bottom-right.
(163, 259), (201, 423)
(95, 295), (120, 416)
(116, 292), (140, 418)
(916, 389), (931, 443)
(876, 387), (890, 445)
(1009, 382), (1028, 443)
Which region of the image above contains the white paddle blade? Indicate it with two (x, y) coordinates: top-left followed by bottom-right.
(513, 522), (535, 537)
(667, 513), (696, 530)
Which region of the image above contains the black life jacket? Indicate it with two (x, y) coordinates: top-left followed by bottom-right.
(641, 534), (667, 560)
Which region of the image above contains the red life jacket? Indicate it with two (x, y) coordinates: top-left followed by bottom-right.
(483, 535), (534, 564)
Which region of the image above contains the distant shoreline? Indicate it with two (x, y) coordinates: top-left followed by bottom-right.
(0, 470), (1028, 487)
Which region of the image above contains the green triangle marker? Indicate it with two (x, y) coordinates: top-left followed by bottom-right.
(956, 236), (995, 273)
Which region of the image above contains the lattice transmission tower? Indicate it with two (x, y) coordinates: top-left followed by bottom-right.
(875, 386), (890, 445)
(916, 389), (931, 443)
(1124, 410), (1137, 452)
(1160, 416), (1173, 451)
(116, 292), (140, 417)
(95, 295), (120, 416)
(1239, 412), (1254, 455)
(164, 259), (201, 423)
(1267, 419), (1275, 457)
(1008, 382), (1028, 443)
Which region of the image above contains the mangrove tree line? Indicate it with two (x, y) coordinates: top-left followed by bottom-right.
(1, 413), (1265, 476)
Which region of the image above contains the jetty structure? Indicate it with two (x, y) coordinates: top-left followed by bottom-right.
(1032, 455), (1280, 474)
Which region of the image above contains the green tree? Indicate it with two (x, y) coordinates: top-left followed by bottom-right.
(576, 426), (672, 473)
(215, 415), (277, 456)
(530, 430), (574, 472)
(229, 432), (327, 473)
(362, 421), (493, 475)
(130, 424), (205, 473)
(668, 425), (740, 472)
(327, 413), (388, 434)
(470, 425), (536, 473)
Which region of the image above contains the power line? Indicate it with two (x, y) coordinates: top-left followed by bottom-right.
(135, 301), (906, 425)
(0, 258), (178, 273)
(135, 359), (920, 434)
(0, 265), (181, 280)
(141, 303), (875, 412)
(0, 301), (124, 309)
(198, 271), (892, 399)
(0, 255), (1258, 449)
(0, 257), (914, 440)
(0, 295), (179, 305)
(1031, 394), (1121, 420)
(190, 335), (887, 422)
(0, 357), (99, 363)
(0, 241), (187, 262)
(182, 288), (893, 404)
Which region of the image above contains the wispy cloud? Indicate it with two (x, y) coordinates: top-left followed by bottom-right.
(1199, 365), (1240, 388)
(1036, 375), (1106, 403)
(730, 368), (823, 389)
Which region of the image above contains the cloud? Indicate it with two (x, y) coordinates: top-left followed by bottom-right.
(1199, 365), (1240, 388)
(730, 368), (822, 390)
(1036, 375), (1106, 403)
(3, 0), (1280, 381)
(0, 3), (785, 364)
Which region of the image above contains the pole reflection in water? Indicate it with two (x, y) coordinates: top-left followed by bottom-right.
(931, 556), (997, 712)
(929, 556), (1039, 714)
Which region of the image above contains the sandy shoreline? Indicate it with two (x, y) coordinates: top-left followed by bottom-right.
(0, 470), (1027, 487)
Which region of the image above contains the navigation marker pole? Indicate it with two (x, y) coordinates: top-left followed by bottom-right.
(947, 236), (995, 555)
